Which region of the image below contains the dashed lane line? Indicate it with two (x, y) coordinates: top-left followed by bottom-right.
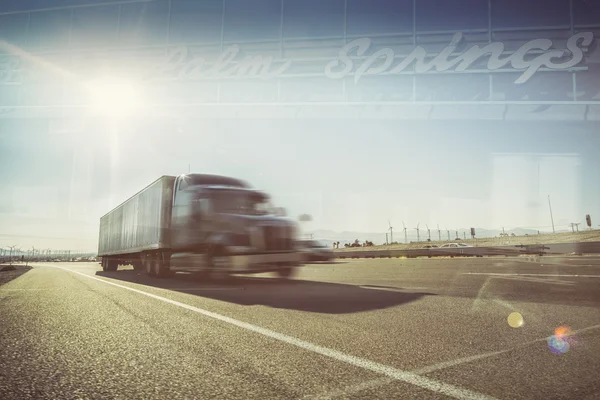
(463, 273), (600, 278)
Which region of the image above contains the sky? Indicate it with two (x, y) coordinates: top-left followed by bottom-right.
(1, 117), (599, 252)
(0, 0), (599, 251)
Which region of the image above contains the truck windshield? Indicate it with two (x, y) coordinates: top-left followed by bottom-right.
(211, 190), (271, 216)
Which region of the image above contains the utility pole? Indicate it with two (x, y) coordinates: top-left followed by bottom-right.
(548, 195), (555, 234)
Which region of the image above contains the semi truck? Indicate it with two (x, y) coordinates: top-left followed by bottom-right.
(98, 174), (303, 279)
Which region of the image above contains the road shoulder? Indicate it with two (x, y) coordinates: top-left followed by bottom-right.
(0, 264), (33, 286)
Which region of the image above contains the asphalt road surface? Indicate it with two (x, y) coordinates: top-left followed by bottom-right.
(2, 257), (600, 400)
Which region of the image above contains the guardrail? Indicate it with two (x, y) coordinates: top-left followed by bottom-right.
(334, 241), (600, 259)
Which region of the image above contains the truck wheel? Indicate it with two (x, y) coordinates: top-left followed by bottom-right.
(106, 260), (118, 272)
(154, 254), (171, 279)
(277, 266), (296, 279)
(145, 255), (155, 277)
(206, 247), (230, 281)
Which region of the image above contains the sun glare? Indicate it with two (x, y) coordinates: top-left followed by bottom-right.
(86, 78), (141, 117)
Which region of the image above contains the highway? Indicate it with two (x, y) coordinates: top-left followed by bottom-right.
(1, 257), (600, 400)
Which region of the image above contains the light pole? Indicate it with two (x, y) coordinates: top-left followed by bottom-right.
(548, 195), (555, 234)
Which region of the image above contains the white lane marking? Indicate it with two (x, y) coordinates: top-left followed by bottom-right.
(470, 277), (493, 312)
(491, 299), (517, 311)
(492, 276), (575, 286)
(463, 273), (600, 278)
(311, 321), (600, 399)
(169, 287), (241, 291)
(58, 267), (495, 400)
(412, 323), (600, 375)
(413, 351), (507, 375)
(359, 285), (429, 292)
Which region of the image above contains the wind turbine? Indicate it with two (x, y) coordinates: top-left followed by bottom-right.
(437, 224), (441, 241)
(415, 223), (420, 242)
(446, 229), (450, 240)
(402, 221), (408, 243)
(455, 228), (459, 240)
(426, 224), (431, 241)
(7, 245), (16, 264)
(388, 220), (394, 244)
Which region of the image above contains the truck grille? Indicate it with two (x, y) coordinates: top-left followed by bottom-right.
(263, 226), (292, 251)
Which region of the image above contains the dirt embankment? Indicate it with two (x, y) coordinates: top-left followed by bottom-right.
(333, 230), (600, 252)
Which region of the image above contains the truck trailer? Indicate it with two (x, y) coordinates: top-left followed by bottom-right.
(98, 174), (303, 279)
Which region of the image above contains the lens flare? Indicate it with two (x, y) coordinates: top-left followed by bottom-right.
(547, 326), (576, 354)
(554, 326), (571, 338)
(507, 312), (524, 328)
(547, 336), (570, 354)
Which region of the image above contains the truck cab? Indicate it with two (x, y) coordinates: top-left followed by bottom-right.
(168, 174), (302, 278)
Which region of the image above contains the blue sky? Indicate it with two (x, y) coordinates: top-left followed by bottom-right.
(1, 117), (598, 251)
